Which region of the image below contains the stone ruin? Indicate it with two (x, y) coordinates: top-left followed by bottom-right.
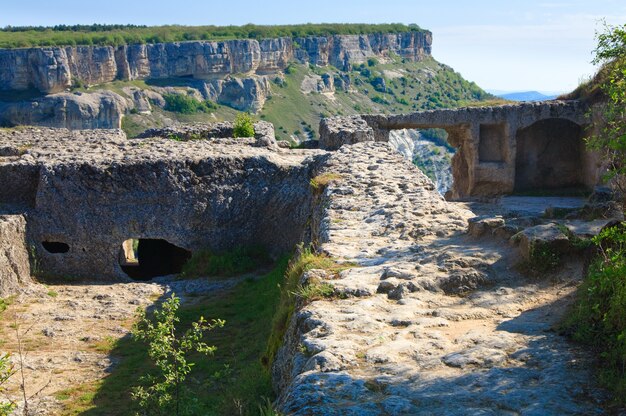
(320, 100), (600, 198)
(0, 122), (322, 285)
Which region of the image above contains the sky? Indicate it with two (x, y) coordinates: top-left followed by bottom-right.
(1, 0), (625, 93)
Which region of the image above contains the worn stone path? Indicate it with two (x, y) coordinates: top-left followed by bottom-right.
(275, 142), (606, 415)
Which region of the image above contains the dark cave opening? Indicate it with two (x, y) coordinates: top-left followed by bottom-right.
(120, 238), (192, 281)
(42, 241), (70, 254)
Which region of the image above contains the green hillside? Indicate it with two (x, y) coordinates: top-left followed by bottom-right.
(116, 56), (503, 140)
(0, 23), (424, 48)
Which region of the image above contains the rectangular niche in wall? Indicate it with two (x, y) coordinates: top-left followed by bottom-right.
(478, 123), (506, 163)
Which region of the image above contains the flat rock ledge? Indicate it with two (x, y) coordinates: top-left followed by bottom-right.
(273, 142), (606, 415)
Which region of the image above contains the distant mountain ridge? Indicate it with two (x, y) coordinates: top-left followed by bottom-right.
(489, 90), (559, 102)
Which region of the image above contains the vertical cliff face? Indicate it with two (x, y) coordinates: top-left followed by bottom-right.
(0, 31), (432, 93)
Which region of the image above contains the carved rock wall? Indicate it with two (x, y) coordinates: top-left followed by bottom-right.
(0, 215), (31, 296)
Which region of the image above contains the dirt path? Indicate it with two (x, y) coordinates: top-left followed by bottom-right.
(0, 276), (244, 415)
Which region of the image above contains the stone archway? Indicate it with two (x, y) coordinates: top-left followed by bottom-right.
(514, 118), (585, 192)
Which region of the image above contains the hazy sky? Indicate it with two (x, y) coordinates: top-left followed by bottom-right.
(2, 0), (625, 92)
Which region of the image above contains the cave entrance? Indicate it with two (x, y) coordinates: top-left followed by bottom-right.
(119, 238), (192, 281)
(388, 128), (456, 195)
(514, 118), (585, 192)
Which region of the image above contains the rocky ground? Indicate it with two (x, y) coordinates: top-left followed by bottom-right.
(0, 134), (614, 415)
(274, 142), (608, 415)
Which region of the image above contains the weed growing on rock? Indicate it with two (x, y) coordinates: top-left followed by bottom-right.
(264, 246), (349, 367)
(310, 172), (342, 192)
(131, 294), (225, 416)
(519, 244), (561, 275)
(0, 353), (15, 416)
(233, 113), (255, 138)
(295, 282), (335, 301)
(564, 223), (626, 405)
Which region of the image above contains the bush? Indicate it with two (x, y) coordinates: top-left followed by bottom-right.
(131, 294), (225, 416)
(367, 57), (378, 67)
(233, 113), (255, 138)
(371, 95), (389, 105)
(564, 223), (626, 404)
(163, 94), (218, 114)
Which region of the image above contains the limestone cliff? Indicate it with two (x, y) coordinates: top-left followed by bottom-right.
(0, 32), (431, 94)
(388, 129), (454, 194)
(0, 91), (129, 129)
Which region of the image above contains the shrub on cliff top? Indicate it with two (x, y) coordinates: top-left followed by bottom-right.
(585, 22), (626, 190)
(233, 113), (255, 138)
(0, 23), (425, 49)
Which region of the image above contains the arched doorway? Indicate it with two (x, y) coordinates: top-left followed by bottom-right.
(514, 118), (585, 192)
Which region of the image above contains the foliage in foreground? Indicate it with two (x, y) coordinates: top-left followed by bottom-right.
(564, 223), (626, 405)
(180, 245), (271, 278)
(585, 22), (626, 190)
(131, 294), (225, 416)
(59, 260), (289, 415)
(233, 113), (256, 138)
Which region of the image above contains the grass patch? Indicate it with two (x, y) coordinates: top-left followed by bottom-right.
(310, 173), (342, 191)
(562, 223), (626, 406)
(180, 245), (271, 279)
(60, 258), (289, 416)
(0, 298), (10, 315)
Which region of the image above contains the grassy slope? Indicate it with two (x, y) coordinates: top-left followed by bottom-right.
(259, 57), (506, 142)
(56, 258), (288, 416)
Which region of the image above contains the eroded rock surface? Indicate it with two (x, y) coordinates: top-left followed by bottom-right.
(0, 215), (31, 296)
(0, 127), (322, 280)
(273, 142), (605, 415)
(0, 91), (129, 129)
